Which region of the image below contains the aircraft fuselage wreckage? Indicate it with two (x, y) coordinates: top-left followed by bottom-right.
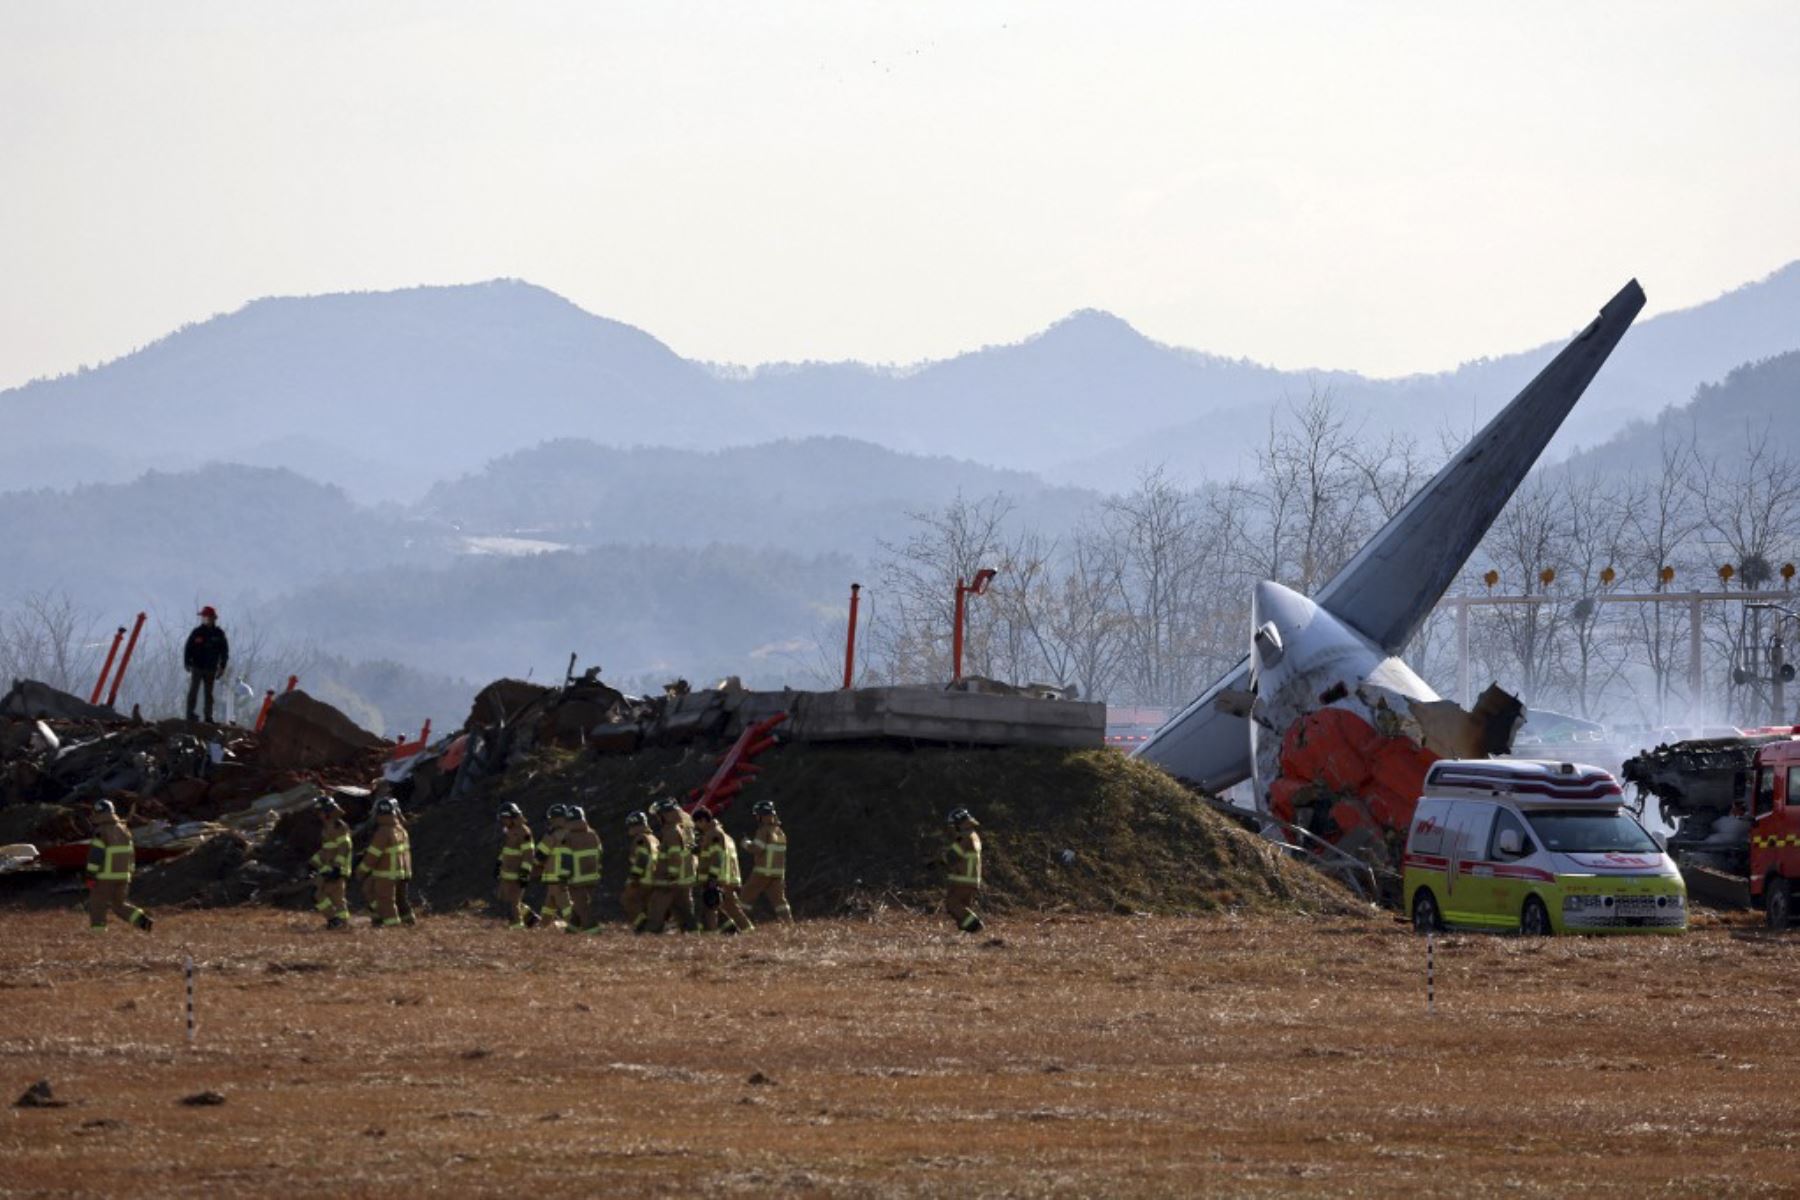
(1133, 281), (1646, 883)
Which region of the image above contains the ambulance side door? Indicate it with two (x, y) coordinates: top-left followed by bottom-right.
(1441, 800), (1498, 927)
(1482, 807), (1539, 929)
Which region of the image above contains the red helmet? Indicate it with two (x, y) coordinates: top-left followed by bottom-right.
(198, 606), (218, 620)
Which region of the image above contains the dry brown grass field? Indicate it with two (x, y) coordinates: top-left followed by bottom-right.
(2, 907), (1798, 1197)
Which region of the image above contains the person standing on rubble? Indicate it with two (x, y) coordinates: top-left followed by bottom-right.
(561, 806), (603, 934)
(620, 811), (659, 934)
(739, 801), (793, 924)
(494, 803), (540, 929)
(531, 804), (572, 928)
(84, 799), (153, 933)
(183, 606), (230, 724)
(355, 798), (412, 928)
(645, 799), (698, 933)
(693, 807), (751, 934)
(942, 807), (985, 933)
(309, 796), (353, 930)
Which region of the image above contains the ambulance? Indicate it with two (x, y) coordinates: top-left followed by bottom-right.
(1402, 759), (1687, 935)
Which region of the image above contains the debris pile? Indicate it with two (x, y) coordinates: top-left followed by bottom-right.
(0, 670), (1356, 919)
(0, 678), (390, 902)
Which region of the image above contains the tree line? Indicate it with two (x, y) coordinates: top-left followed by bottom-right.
(843, 393), (1800, 731)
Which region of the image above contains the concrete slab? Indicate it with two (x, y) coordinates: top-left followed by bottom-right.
(726, 686), (1104, 749)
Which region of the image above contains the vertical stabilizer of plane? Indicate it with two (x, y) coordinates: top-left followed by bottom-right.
(1134, 280), (1646, 792)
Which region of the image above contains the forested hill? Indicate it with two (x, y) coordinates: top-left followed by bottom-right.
(418, 436), (1101, 553)
(1558, 349), (1800, 476)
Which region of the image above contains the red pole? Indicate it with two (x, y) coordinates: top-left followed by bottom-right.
(285, 675), (298, 693)
(952, 577), (966, 683)
(90, 626), (126, 705)
(105, 613), (147, 708)
(254, 689), (276, 733)
(843, 583), (861, 689)
(419, 719), (432, 745)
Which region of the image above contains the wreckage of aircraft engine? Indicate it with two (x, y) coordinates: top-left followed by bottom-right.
(1244, 580), (1524, 875)
(1136, 279), (1647, 882)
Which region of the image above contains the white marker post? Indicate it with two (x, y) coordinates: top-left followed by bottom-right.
(1425, 935), (1440, 1021)
(183, 952), (197, 1047)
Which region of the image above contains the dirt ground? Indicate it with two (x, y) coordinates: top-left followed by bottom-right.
(3, 908), (1798, 1198)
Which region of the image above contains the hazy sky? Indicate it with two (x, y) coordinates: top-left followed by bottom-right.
(3, 1), (1798, 389)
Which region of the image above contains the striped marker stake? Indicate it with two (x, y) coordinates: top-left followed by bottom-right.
(1425, 935), (1440, 1021)
(183, 952), (197, 1047)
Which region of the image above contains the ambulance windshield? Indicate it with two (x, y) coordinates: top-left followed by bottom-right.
(1524, 809), (1659, 854)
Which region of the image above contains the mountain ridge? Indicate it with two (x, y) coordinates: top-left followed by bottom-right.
(5, 263), (1799, 501)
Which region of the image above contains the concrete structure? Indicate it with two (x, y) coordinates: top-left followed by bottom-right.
(1136, 280), (1646, 794)
(667, 685), (1105, 750)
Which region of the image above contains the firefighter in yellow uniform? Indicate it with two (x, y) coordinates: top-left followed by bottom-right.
(739, 800), (793, 923)
(621, 811), (659, 934)
(494, 803), (540, 929)
(85, 799), (153, 933)
(694, 807), (752, 934)
(645, 800), (698, 933)
(309, 795), (353, 930)
(532, 804), (573, 928)
(355, 798), (413, 928)
(562, 806), (603, 934)
(943, 807), (985, 933)
(394, 806), (418, 925)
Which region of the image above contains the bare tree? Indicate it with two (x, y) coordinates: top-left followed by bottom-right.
(1347, 429), (1436, 523)
(0, 590), (102, 695)
(871, 493), (1017, 684)
(1554, 474), (1632, 719)
(1482, 476), (1568, 702)
(1251, 390), (1371, 593)
(1690, 425), (1800, 723)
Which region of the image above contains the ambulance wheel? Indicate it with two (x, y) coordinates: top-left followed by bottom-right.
(1411, 889), (1442, 933)
(1520, 896), (1551, 937)
(1766, 878), (1793, 932)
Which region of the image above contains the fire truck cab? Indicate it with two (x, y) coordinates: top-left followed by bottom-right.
(1750, 737), (1800, 929)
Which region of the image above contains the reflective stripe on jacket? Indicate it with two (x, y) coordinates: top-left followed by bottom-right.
(362, 828), (412, 880)
(535, 834), (569, 883)
(656, 840), (689, 886)
(700, 836), (743, 886)
(565, 829), (602, 885)
(87, 837), (134, 881)
(311, 822), (353, 874)
(747, 830), (787, 878)
(499, 827), (534, 881)
(946, 833), (982, 886)
(629, 835), (660, 885)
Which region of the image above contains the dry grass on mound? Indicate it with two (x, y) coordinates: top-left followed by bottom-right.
(406, 743), (1356, 920)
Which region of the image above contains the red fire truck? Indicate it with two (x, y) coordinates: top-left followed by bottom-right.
(1748, 736), (1800, 928)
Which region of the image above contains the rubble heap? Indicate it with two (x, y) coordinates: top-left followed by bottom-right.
(0, 671), (1354, 919)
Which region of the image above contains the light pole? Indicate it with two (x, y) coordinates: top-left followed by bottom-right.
(952, 568), (997, 683)
(1746, 602), (1800, 726)
(842, 583), (861, 690)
